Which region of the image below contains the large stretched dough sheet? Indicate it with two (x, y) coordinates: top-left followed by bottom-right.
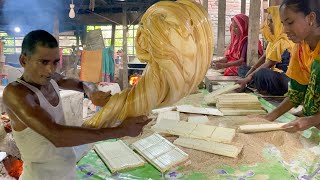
(83, 0), (214, 128)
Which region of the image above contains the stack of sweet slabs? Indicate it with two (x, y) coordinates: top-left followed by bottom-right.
(151, 108), (243, 158)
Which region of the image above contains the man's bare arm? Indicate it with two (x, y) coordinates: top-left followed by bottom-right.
(52, 72), (110, 106)
(52, 72), (98, 98)
(3, 84), (149, 147)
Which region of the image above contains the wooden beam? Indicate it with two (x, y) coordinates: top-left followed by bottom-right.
(122, 8), (128, 89)
(203, 0), (208, 12)
(217, 0), (226, 56)
(241, 0), (246, 14)
(247, 0), (261, 66)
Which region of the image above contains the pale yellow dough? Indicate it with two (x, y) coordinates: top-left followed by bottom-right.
(83, 0), (213, 128)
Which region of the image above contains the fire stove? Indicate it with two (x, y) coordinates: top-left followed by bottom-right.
(128, 63), (146, 86)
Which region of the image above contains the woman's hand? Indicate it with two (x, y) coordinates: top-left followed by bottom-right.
(236, 76), (252, 92)
(245, 67), (256, 77)
(281, 116), (320, 132)
(214, 62), (226, 69)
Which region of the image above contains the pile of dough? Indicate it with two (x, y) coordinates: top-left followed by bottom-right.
(83, 0), (214, 128)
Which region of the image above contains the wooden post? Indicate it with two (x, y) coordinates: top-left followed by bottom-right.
(270, 0), (283, 6)
(73, 27), (80, 76)
(261, 0), (265, 26)
(53, 15), (59, 42)
(76, 26), (80, 50)
(247, 0), (261, 66)
(203, 0), (208, 11)
(241, 0), (246, 14)
(122, 8), (128, 89)
(217, 0), (226, 56)
(111, 24), (116, 48)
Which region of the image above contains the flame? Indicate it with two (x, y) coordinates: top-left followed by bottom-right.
(129, 75), (140, 86)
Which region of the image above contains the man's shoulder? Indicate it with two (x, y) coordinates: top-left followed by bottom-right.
(3, 82), (35, 100)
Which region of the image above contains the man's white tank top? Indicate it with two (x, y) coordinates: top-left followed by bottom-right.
(12, 79), (84, 180)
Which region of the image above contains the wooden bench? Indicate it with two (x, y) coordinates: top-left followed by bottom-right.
(205, 75), (241, 92)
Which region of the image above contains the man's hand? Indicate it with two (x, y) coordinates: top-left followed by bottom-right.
(281, 117), (320, 133)
(118, 116), (152, 137)
(90, 91), (112, 106)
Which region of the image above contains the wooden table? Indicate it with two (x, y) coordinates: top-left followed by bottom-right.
(205, 75), (241, 92)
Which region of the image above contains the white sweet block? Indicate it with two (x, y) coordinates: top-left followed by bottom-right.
(151, 119), (235, 143)
(151, 106), (176, 114)
(174, 137), (242, 158)
(176, 105), (223, 116)
(94, 140), (145, 173)
(187, 115), (209, 124)
(157, 111), (180, 123)
(132, 133), (189, 173)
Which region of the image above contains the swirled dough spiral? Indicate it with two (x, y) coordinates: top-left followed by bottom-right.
(83, 0), (213, 128)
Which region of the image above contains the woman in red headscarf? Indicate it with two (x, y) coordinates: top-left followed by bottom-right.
(213, 14), (264, 76)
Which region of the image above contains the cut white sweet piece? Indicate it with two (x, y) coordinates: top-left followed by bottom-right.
(151, 119), (180, 134)
(216, 102), (262, 110)
(155, 148), (189, 172)
(151, 106), (177, 114)
(211, 56), (224, 62)
(188, 115), (209, 124)
(132, 134), (189, 173)
(174, 137), (242, 158)
(94, 140), (145, 173)
(204, 84), (241, 104)
(145, 141), (175, 158)
(157, 111), (180, 123)
(218, 93), (258, 99)
(171, 121), (197, 136)
(216, 93), (260, 102)
(220, 108), (267, 116)
(189, 124), (216, 139)
(238, 123), (288, 133)
(206, 71), (223, 76)
(132, 133), (163, 151)
(151, 120), (235, 143)
(176, 105), (223, 116)
(210, 127), (236, 143)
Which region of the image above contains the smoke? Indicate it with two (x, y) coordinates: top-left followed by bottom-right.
(2, 0), (64, 35)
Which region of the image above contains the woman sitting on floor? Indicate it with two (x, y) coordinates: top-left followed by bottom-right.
(237, 6), (294, 96)
(213, 14), (264, 76)
(264, 0), (320, 132)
